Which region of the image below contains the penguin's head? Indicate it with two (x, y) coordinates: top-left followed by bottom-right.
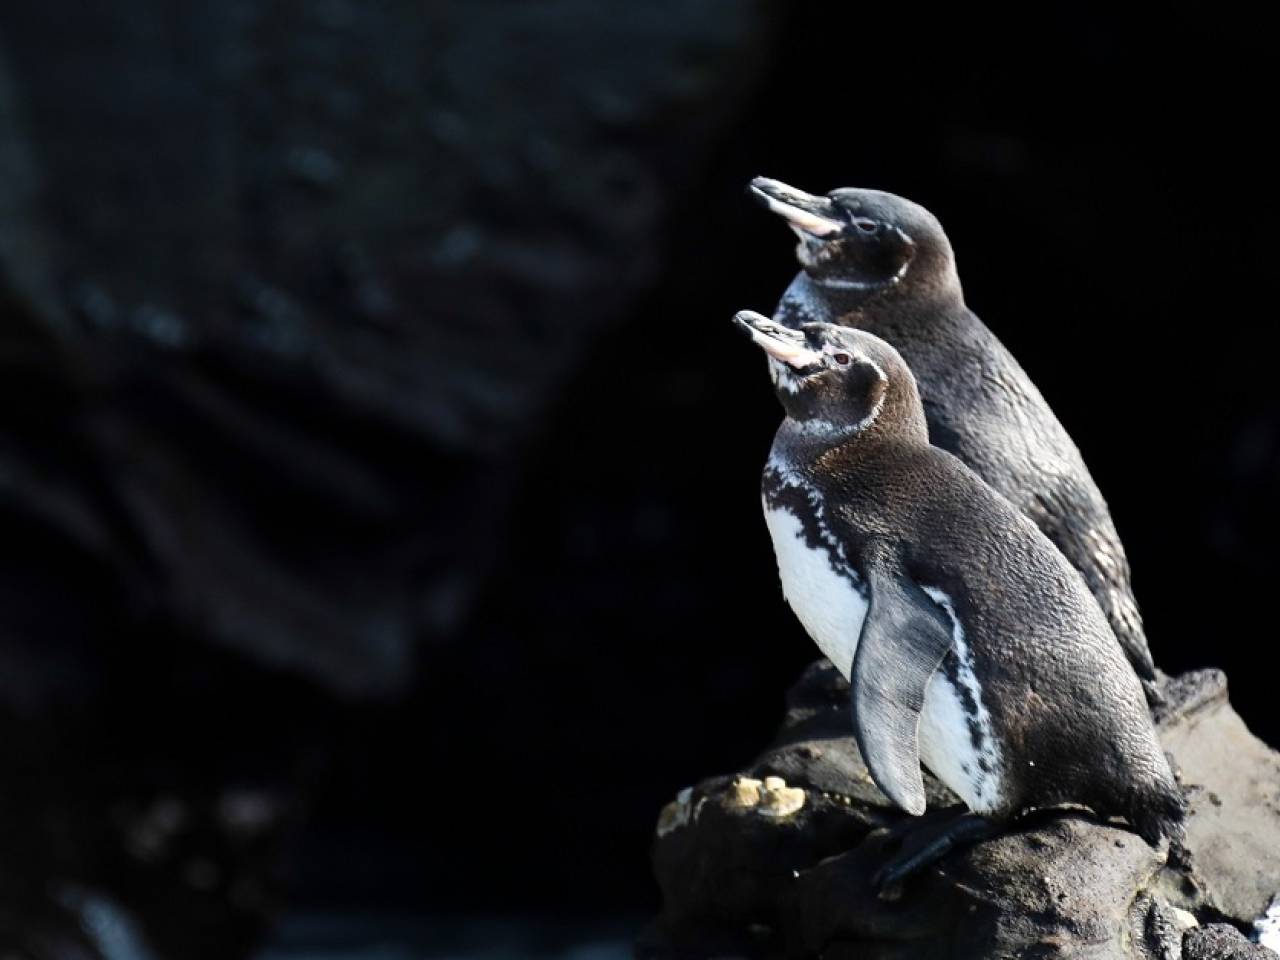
(733, 309), (923, 439)
(750, 177), (956, 299)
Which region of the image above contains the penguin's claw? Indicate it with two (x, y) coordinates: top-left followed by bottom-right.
(872, 860), (914, 898)
(872, 842), (944, 897)
(871, 812), (999, 898)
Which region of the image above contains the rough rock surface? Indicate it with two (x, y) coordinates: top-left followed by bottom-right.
(1185, 925), (1277, 960)
(640, 663), (1280, 960)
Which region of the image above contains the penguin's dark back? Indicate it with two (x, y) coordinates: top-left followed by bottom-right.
(812, 439), (1173, 820)
(776, 268), (1097, 507)
(781, 264), (1158, 683)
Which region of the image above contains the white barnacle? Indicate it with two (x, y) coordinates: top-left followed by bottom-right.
(758, 776), (806, 819)
(728, 776), (763, 808)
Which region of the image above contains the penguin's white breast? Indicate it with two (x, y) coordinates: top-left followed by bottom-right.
(763, 500), (867, 678)
(762, 498), (1005, 814)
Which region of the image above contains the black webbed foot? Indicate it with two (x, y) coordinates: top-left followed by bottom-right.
(873, 810), (999, 898)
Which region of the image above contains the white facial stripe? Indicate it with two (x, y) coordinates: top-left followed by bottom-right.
(858, 354), (888, 385)
(770, 346), (889, 434)
(814, 273), (882, 290)
(843, 350), (888, 432)
(791, 418), (851, 438)
(854, 389), (886, 433)
(754, 189), (843, 237)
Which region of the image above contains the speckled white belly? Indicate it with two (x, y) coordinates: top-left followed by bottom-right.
(764, 502), (867, 678)
(762, 500), (1005, 814)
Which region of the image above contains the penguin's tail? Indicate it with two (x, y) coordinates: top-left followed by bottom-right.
(1128, 777), (1188, 853)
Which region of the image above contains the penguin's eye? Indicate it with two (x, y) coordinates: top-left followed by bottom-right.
(833, 352), (852, 366)
(852, 218), (879, 236)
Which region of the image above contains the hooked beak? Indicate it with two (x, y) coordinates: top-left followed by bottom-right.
(733, 310), (822, 369)
(749, 177), (844, 238)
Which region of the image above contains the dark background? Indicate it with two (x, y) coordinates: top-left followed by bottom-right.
(1, 3), (1276, 956)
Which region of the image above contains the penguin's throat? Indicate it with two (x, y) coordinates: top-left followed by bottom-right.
(773, 414), (865, 450)
(797, 236), (856, 279)
(771, 380), (886, 444)
(798, 237), (911, 293)
(768, 357), (814, 395)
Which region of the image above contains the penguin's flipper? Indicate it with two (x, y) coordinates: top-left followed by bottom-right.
(851, 568), (955, 816)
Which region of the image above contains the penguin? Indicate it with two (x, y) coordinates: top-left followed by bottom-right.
(732, 309), (1184, 887)
(749, 177), (1160, 702)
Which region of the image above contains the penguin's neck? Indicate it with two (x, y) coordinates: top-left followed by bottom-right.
(771, 388), (927, 479)
(778, 271), (967, 338)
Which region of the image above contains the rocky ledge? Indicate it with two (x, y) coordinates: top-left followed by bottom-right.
(639, 664), (1280, 960)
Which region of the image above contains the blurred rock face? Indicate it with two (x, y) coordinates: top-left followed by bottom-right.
(0, 0), (773, 694)
(0, 1), (775, 954)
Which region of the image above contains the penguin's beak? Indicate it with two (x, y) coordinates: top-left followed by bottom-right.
(749, 177), (844, 238)
(733, 310), (822, 369)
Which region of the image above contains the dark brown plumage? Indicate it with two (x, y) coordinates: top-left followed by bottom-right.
(738, 311), (1183, 850)
(751, 178), (1158, 701)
